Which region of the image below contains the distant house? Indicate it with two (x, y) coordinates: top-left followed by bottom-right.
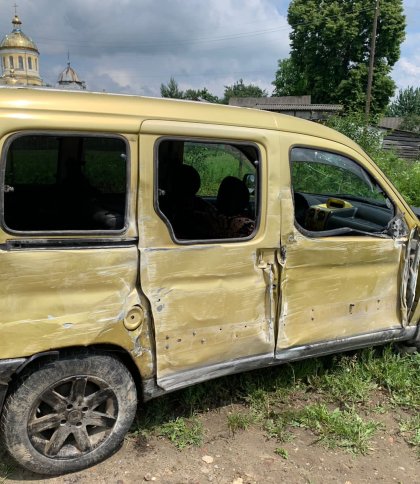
(379, 117), (420, 161)
(229, 95), (342, 121)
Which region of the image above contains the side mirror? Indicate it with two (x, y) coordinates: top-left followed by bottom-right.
(243, 173), (256, 195)
(411, 206), (420, 220)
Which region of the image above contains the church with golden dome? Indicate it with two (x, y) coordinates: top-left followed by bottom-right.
(0, 12), (42, 86)
(0, 8), (86, 89)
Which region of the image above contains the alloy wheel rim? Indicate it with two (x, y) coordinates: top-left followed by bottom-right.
(27, 375), (118, 459)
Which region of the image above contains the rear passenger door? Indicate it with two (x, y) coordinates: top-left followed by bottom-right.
(138, 122), (281, 391)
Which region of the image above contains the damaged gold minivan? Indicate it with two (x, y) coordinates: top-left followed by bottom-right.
(0, 87), (418, 475)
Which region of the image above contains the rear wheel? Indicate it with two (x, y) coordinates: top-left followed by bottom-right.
(1, 353), (137, 475)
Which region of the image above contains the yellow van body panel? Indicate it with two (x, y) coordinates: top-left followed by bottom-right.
(0, 87), (417, 391)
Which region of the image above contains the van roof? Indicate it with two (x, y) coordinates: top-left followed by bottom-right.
(0, 86), (363, 154)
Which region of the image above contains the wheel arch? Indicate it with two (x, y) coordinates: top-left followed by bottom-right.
(10, 344), (145, 403)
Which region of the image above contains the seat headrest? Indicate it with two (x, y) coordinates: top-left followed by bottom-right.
(171, 164), (201, 197)
(217, 176), (249, 216)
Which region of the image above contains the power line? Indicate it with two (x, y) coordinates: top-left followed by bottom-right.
(31, 4), (378, 51)
(112, 68), (277, 81)
(34, 26), (289, 49)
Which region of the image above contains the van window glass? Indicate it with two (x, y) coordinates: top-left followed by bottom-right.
(3, 134), (127, 232)
(291, 147), (394, 235)
(157, 139), (258, 241)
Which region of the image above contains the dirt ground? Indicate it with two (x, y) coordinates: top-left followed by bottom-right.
(3, 404), (419, 484)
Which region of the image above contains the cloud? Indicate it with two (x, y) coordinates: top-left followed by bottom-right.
(2, 0), (416, 98)
(0, 0), (290, 96)
(393, 56), (420, 89)
(392, 27), (420, 90)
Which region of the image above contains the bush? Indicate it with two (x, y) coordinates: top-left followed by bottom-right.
(326, 114), (420, 207)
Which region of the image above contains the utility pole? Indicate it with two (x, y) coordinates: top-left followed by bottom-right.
(365, 0), (380, 120)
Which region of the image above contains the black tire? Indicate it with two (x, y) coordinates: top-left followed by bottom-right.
(1, 352), (137, 475)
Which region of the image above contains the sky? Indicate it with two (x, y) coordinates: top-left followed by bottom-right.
(0, 0), (419, 98)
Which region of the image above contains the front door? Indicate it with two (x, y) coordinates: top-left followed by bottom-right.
(277, 144), (409, 353)
(138, 124), (281, 391)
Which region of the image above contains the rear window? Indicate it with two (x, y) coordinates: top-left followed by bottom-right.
(2, 133), (128, 232)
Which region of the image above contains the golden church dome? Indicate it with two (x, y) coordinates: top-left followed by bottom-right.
(0, 15), (39, 52)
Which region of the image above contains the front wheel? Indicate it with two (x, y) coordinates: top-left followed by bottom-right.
(1, 352), (137, 475)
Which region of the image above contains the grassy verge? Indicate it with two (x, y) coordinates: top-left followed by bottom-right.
(132, 345), (419, 457)
(399, 415), (420, 456)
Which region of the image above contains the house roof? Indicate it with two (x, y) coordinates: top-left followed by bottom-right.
(229, 96), (343, 112)
(253, 103), (343, 112)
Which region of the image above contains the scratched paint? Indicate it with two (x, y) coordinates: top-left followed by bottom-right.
(0, 247), (141, 357)
(0, 87), (418, 395)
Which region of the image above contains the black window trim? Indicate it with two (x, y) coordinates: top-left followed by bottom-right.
(154, 135), (262, 245)
(0, 130), (131, 237)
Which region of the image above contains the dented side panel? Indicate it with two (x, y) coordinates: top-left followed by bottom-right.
(277, 232), (403, 348)
(141, 246), (272, 377)
(0, 246), (154, 378)
(138, 124), (282, 380)
(277, 133), (408, 351)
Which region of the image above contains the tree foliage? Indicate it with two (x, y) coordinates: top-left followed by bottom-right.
(223, 79), (267, 104)
(388, 87), (420, 116)
(160, 77), (267, 105)
(160, 78), (220, 102)
(160, 77), (184, 99)
(183, 88), (220, 103)
(273, 0), (406, 114)
(387, 87), (420, 133)
(272, 58), (307, 97)
(326, 113), (420, 206)
(399, 115), (420, 134)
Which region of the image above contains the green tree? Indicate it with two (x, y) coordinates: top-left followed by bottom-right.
(388, 86), (420, 116)
(160, 77), (184, 99)
(275, 0), (405, 114)
(326, 113), (420, 206)
(272, 58), (307, 96)
(223, 79), (267, 104)
(399, 115), (420, 134)
(183, 87), (220, 103)
(160, 78), (219, 102)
